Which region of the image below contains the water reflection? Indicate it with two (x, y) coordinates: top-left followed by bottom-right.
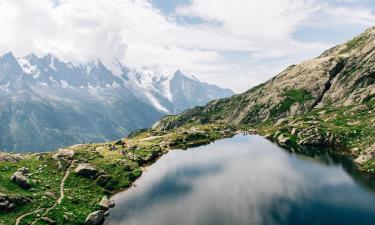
(106, 135), (375, 225)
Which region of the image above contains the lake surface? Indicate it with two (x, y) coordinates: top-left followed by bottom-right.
(105, 135), (375, 225)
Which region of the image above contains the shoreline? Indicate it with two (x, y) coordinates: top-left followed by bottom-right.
(1, 119), (374, 224)
(0, 124), (237, 225)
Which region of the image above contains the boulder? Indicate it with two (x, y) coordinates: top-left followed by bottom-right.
(85, 210), (105, 225)
(0, 193), (10, 211)
(0, 153), (21, 162)
(53, 149), (75, 160)
(18, 167), (29, 175)
(99, 196), (110, 210)
(0, 193), (30, 212)
(10, 172), (31, 189)
(74, 163), (100, 179)
(114, 140), (126, 146)
(276, 134), (290, 146)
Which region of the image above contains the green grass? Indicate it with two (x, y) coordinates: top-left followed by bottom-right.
(270, 89), (314, 117)
(340, 35), (368, 54)
(2, 102), (374, 224)
(0, 124), (236, 225)
(256, 102), (375, 175)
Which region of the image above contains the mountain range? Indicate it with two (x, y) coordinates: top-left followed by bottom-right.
(1, 23), (375, 225)
(0, 52), (233, 152)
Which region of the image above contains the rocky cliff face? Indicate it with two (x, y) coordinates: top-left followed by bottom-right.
(155, 26), (375, 130)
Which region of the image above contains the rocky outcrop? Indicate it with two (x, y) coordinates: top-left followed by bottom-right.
(98, 196), (115, 210)
(344, 104), (370, 115)
(85, 210), (105, 225)
(275, 133), (291, 146)
(10, 172), (31, 189)
(296, 127), (337, 147)
(0, 153), (21, 162)
(53, 149), (75, 160)
(355, 143), (375, 165)
(0, 193), (30, 211)
(74, 163), (101, 179)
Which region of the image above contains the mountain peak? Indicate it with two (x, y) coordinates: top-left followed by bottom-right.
(173, 69), (199, 81)
(0, 51), (18, 64)
(174, 69), (184, 77)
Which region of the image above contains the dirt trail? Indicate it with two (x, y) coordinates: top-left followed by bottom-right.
(15, 208), (46, 225)
(15, 161), (74, 225)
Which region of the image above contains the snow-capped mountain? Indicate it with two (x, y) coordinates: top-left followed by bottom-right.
(0, 52), (233, 152)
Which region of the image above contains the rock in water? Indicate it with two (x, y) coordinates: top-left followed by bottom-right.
(10, 172), (31, 189)
(85, 210), (105, 225)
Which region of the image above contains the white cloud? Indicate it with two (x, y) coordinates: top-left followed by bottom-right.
(0, 0), (374, 92)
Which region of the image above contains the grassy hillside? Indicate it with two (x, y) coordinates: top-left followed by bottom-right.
(0, 124), (236, 225)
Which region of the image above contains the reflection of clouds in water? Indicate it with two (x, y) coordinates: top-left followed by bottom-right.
(106, 135), (375, 225)
(173, 138), (308, 225)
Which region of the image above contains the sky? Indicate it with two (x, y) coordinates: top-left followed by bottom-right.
(0, 0), (375, 93)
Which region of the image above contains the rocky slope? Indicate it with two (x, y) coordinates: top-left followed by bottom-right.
(0, 53), (233, 152)
(155, 26), (375, 129)
(154, 26), (375, 170)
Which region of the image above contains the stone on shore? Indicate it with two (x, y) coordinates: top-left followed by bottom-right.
(85, 210), (105, 225)
(354, 143), (375, 165)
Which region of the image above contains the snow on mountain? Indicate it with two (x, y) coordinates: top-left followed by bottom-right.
(0, 52), (234, 152)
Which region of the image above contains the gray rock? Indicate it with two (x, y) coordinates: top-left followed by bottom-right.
(276, 134), (290, 146)
(344, 104), (369, 115)
(74, 163), (100, 179)
(114, 140), (126, 146)
(355, 143), (375, 165)
(85, 210), (105, 225)
(0, 193), (30, 211)
(10, 172), (31, 189)
(53, 148), (75, 160)
(0, 153), (21, 162)
(17, 167), (29, 175)
(99, 196), (110, 210)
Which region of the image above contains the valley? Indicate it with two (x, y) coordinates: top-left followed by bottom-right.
(0, 23), (374, 225)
